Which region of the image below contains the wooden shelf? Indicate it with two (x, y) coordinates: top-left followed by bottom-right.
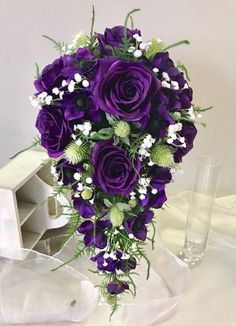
(22, 230), (44, 249)
(18, 201), (38, 225)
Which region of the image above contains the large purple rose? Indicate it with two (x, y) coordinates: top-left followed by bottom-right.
(93, 59), (158, 122)
(174, 122), (197, 163)
(152, 52), (193, 111)
(36, 106), (72, 158)
(97, 25), (141, 56)
(34, 57), (65, 93)
(91, 140), (141, 196)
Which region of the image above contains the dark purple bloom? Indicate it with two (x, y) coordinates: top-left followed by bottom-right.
(62, 89), (101, 122)
(124, 210), (154, 241)
(73, 197), (96, 218)
(145, 106), (174, 139)
(174, 122), (197, 163)
(55, 159), (83, 186)
(35, 106), (72, 158)
(152, 52), (193, 111)
(107, 280), (129, 295)
(77, 219), (111, 249)
(62, 48), (97, 80)
(97, 25), (141, 56)
(91, 140), (141, 196)
(91, 250), (136, 273)
(149, 166), (172, 191)
(34, 57), (65, 93)
(93, 59), (159, 122)
(140, 190), (167, 210)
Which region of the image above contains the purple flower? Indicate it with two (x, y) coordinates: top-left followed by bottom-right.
(140, 190), (167, 210)
(91, 140), (141, 196)
(124, 210), (154, 241)
(149, 166), (172, 191)
(145, 106), (174, 139)
(77, 219), (111, 249)
(93, 59), (159, 122)
(107, 280), (129, 295)
(62, 48), (97, 80)
(73, 197), (96, 218)
(97, 25), (141, 56)
(55, 159), (83, 186)
(174, 122), (197, 163)
(152, 52), (193, 111)
(35, 106), (72, 158)
(34, 57), (65, 93)
(91, 250), (136, 273)
(62, 89), (101, 122)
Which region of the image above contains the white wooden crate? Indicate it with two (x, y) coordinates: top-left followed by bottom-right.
(0, 150), (69, 249)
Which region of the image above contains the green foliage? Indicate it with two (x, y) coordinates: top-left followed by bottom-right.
(145, 39), (164, 60)
(34, 62), (40, 79)
(42, 34), (67, 53)
(90, 128), (114, 140)
(177, 60), (191, 81)
(10, 135), (41, 159)
(163, 39), (190, 52)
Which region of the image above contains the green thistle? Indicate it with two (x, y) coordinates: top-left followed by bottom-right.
(81, 189), (93, 200)
(114, 121), (131, 138)
(110, 205), (124, 227)
(150, 144), (174, 168)
(65, 141), (90, 164)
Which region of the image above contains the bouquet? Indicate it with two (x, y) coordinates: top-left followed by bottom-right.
(31, 8), (210, 317)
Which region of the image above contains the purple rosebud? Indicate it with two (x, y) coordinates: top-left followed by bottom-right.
(73, 197), (95, 218)
(97, 25), (141, 56)
(124, 210), (154, 241)
(107, 280), (129, 295)
(174, 122), (197, 163)
(35, 105), (72, 158)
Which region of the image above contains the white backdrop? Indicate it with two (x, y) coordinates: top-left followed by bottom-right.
(0, 0), (235, 195)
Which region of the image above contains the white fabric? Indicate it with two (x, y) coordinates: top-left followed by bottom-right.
(0, 191), (236, 325)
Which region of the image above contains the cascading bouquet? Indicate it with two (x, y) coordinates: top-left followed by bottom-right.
(31, 8), (210, 316)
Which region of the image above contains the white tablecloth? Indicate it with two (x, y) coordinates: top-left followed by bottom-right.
(3, 192), (236, 325)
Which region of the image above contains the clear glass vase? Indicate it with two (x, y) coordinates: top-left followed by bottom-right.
(179, 155), (221, 266)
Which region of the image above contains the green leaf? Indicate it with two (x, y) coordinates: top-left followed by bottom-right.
(163, 39), (190, 52)
(90, 128), (114, 140)
(177, 60), (191, 82)
(34, 62), (40, 79)
(105, 113), (118, 126)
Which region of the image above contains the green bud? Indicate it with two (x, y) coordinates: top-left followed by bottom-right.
(65, 141), (90, 164)
(107, 295), (117, 305)
(81, 189), (93, 200)
(114, 121), (131, 138)
(128, 199), (137, 208)
(110, 205), (124, 227)
(150, 144), (174, 168)
(146, 39), (164, 60)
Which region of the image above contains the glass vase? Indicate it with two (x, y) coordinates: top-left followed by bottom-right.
(179, 155), (221, 266)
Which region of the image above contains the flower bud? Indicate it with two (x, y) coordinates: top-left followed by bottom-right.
(150, 144), (174, 168)
(114, 121), (131, 138)
(65, 141), (90, 164)
(128, 199), (137, 208)
(81, 189), (93, 200)
(110, 205), (124, 227)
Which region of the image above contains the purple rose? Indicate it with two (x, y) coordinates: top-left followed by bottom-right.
(34, 57), (65, 93)
(96, 25), (141, 56)
(152, 52), (193, 111)
(93, 59), (159, 122)
(174, 122), (197, 163)
(91, 140), (141, 196)
(35, 106), (72, 158)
